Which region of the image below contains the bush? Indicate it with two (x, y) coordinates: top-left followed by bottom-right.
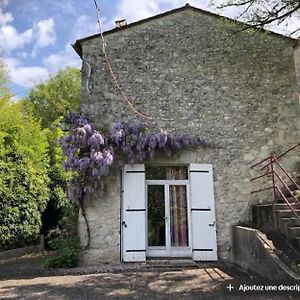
(41, 126), (72, 245)
(0, 98), (49, 251)
(42, 203), (79, 268)
(42, 241), (78, 268)
(0, 159), (45, 249)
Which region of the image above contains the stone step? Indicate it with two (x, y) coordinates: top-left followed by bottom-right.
(289, 227), (300, 238)
(281, 184), (300, 197)
(279, 217), (299, 237)
(146, 259), (197, 267)
(280, 217), (299, 227)
(275, 203), (300, 210)
(295, 237), (300, 251)
(276, 210), (300, 218)
(277, 195), (300, 203)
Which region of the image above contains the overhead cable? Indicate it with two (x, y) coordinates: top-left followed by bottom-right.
(92, 0), (154, 121)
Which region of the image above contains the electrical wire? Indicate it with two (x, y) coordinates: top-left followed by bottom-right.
(93, 0), (155, 121)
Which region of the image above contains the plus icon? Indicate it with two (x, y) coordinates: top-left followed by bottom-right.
(227, 283), (234, 292)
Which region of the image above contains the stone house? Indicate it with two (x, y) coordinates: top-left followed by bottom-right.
(73, 4), (300, 265)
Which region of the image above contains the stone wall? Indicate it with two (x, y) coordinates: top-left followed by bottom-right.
(294, 40), (300, 92)
(78, 170), (121, 265)
(76, 7), (300, 264)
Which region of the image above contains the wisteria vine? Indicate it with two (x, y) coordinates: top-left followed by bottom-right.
(60, 113), (210, 248)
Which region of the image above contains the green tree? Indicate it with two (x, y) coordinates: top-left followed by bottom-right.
(27, 67), (81, 128)
(40, 124), (71, 236)
(26, 67), (80, 253)
(0, 60), (50, 249)
(0, 59), (10, 100)
(218, 0), (300, 35)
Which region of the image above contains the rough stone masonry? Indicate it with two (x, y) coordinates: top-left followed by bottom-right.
(74, 6), (300, 265)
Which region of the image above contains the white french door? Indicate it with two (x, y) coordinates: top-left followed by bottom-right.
(122, 164), (217, 262)
(146, 181), (192, 258)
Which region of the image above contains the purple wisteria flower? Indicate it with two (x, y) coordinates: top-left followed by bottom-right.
(60, 113), (210, 203)
(88, 133), (105, 150)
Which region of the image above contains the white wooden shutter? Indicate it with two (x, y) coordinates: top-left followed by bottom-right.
(189, 163), (218, 261)
(122, 164), (146, 262)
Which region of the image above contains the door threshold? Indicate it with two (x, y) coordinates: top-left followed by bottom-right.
(147, 257), (193, 260)
(146, 258), (196, 266)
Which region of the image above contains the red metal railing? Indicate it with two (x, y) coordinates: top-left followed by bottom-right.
(250, 142), (300, 223)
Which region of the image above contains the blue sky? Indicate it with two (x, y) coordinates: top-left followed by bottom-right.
(0, 0), (298, 99)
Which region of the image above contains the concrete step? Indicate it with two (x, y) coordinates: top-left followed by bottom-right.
(280, 217), (299, 227)
(278, 195), (300, 203)
(295, 237), (300, 251)
(275, 203), (300, 210)
(282, 184), (300, 197)
(289, 227), (300, 238)
(278, 192), (297, 203)
(146, 259), (197, 267)
(276, 210), (300, 218)
(279, 217), (299, 237)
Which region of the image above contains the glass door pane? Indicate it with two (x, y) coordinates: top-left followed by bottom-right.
(169, 185), (188, 247)
(147, 185), (166, 247)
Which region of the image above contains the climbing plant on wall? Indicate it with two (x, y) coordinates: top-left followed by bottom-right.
(60, 112), (210, 247)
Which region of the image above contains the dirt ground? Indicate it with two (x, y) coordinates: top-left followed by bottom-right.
(0, 254), (299, 300)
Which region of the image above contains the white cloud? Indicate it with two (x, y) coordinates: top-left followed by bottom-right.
(10, 95), (19, 102)
(0, 8), (33, 53)
(71, 15), (99, 40)
(0, 7), (13, 25)
(43, 43), (80, 73)
(5, 57), (49, 88)
(211, 0), (300, 37)
(266, 15), (300, 38)
(17, 51), (28, 58)
(0, 24), (33, 53)
(31, 18), (56, 56)
(111, 0), (268, 29)
(34, 18), (56, 48)
(51, 2), (76, 16)
(0, 0), (10, 7)
(114, 0), (160, 23)
(113, 0), (209, 23)
(160, 0), (204, 7)
(0, 9), (56, 55)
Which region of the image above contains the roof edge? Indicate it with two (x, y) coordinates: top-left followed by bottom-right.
(73, 4), (297, 58)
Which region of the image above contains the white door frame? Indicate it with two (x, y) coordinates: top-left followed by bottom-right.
(146, 179), (192, 258)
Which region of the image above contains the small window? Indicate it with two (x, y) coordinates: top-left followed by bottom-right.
(146, 166), (188, 180)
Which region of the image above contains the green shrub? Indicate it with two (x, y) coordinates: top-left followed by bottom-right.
(42, 241), (78, 268)
(42, 203), (79, 269)
(0, 98), (49, 251)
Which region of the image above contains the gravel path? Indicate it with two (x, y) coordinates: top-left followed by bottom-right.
(0, 254), (298, 299)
